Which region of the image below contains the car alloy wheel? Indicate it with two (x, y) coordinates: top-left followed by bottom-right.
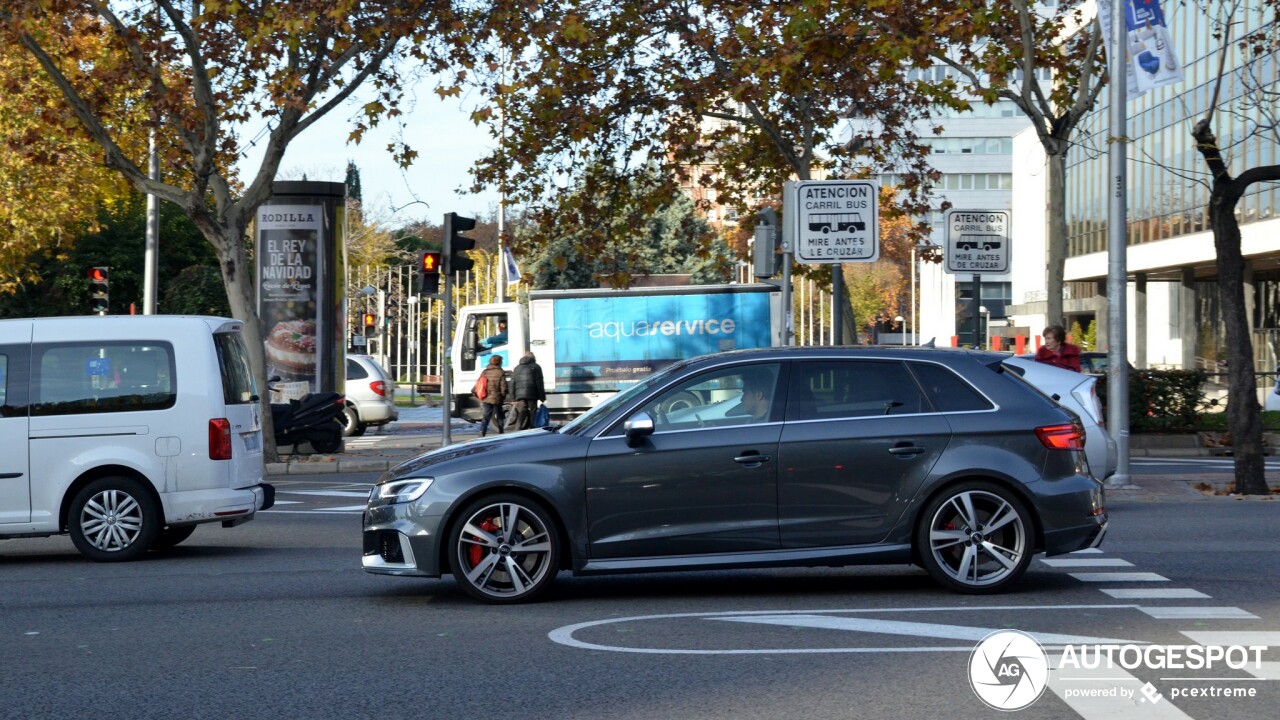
(917, 482), (1032, 593)
(449, 494), (560, 603)
(68, 477), (161, 562)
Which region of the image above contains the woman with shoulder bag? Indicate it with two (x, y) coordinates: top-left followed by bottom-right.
(478, 355), (508, 437)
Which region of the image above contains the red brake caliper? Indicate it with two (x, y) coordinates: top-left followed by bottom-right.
(468, 518), (499, 568)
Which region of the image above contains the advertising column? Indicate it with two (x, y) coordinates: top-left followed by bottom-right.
(256, 181), (347, 397)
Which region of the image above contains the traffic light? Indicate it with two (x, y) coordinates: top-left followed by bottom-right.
(87, 267), (109, 313)
(443, 212), (476, 276)
(418, 250), (442, 295)
(362, 312), (378, 335)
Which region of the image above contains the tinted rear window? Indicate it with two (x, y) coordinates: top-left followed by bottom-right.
(347, 358), (369, 380)
(32, 342), (175, 416)
(909, 362), (994, 412)
(214, 331), (257, 404)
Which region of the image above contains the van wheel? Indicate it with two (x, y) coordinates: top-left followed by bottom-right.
(339, 406), (366, 437)
(153, 525), (197, 551)
(68, 477), (161, 562)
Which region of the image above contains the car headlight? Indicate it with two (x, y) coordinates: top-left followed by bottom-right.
(373, 478), (433, 504)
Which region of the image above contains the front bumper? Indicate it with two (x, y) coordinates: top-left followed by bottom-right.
(362, 504), (445, 577)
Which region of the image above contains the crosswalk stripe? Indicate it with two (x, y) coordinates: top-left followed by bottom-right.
(1180, 631), (1280, 646)
(1070, 572), (1169, 583)
(1138, 607), (1258, 620)
(1099, 589), (1211, 599)
(1042, 558), (1134, 568)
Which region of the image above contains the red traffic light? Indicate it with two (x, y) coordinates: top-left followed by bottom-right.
(87, 267), (108, 282)
(420, 251), (441, 274)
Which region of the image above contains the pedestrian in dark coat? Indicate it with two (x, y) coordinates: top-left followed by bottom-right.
(478, 355), (508, 437)
(511, 352), (546, 429)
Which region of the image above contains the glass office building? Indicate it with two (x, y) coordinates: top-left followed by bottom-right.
(1057, 4), (1280, 371)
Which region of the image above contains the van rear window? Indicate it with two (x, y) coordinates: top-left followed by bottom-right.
(214, 331), (257, 404)
(32, 343), (175, 416)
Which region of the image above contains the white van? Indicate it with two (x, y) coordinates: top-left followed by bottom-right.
(0, 315), (274, 561)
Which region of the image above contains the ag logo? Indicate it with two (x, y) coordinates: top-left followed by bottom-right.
(969, 630), (1049, 711)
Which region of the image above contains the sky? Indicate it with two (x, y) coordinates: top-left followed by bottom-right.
(236, 86), (502, 228)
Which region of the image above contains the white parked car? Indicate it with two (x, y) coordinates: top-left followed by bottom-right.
(0, 315), (273, 561)
(1003, 355), (1118, 482)
(341, 354), (399, 436)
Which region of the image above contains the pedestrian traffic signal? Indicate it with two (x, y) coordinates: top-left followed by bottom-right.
(362, 312), (378, 335)
(443, 212), (476, 276)
(87, 266), (109, 313)
(418, 250), (442, 295)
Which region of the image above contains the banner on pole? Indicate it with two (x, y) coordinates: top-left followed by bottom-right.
(1097, 0), (1184, 100)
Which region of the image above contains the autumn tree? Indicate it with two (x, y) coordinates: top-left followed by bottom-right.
(1182, 0), (1280, 495)
(522, 165), (732, 289)
(935, 0), (1107, 327)
(2, 0), (450, 460)
(0, 19), (139, 293)
(463, 0), (972, 342)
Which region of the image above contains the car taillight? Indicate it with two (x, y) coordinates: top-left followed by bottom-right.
(370, 380), (387, 397)
(1036, 423), (1085, 450)
(209, 418), (233, 460)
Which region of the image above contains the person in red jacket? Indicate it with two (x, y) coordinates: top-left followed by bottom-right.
(1035, 324), (1082, 372)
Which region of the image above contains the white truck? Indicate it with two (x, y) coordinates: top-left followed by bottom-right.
(450, 284), (783, 422)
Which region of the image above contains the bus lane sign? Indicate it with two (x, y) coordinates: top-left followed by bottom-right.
(786, 180), (880, 264)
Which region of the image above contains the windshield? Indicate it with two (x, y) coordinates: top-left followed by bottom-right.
(559, 360), (688, 435)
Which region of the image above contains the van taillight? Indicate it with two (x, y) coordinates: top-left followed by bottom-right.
(209, 419), (233, 460)
(1036, 423), (1085, 450)
(370, 380), (387, 397)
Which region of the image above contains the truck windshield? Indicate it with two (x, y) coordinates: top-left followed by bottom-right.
(560, 361), (687, 436)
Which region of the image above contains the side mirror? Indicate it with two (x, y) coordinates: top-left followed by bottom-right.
(624, 411), (655, 448)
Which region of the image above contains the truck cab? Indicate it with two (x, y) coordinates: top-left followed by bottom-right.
(452, 302), (532, 422)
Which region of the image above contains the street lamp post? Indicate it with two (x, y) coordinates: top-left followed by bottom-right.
(910, 243), (929, 346)
(979, 305), (991, 350)
(894, 315), (906, 346)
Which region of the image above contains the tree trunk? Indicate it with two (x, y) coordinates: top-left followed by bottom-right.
(1045, 150), (1068, 328)
(213, 225), (280, 464)
(1210, 188), (1267, 494)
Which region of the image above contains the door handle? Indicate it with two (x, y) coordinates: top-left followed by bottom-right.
(888, 445), (925, 457)
(734, 454), (772, 465)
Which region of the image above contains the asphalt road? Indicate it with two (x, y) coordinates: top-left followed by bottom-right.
(1, 474), (1277, 720)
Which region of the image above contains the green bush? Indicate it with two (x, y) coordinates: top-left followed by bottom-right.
(1097, 369), (1208, 432)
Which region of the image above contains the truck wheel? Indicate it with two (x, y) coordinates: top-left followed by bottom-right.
(68, 477), (161, 562)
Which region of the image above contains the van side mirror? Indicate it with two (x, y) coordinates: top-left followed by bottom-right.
(624, 412), (655, 448)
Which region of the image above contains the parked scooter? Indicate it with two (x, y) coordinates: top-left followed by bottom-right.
(269, 390), (345, 454)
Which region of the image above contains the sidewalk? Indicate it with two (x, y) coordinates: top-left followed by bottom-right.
(266, 404), (476, 475)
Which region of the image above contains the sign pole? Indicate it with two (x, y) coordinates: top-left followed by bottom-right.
(973, 274), (982, 349)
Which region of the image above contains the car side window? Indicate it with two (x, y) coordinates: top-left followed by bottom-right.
(31, 342), (175, 416)
(909, 362), (993, 412)
(642, 363), (783, 432)
(347, 358), (369, 380)
(786, 360), (926, 421)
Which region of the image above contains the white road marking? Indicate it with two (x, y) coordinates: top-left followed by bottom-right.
(1070, 548), (1105, 554)
(1180, 631), (1280, 646)
(1047, 653), (1195, 720)
(547, 605), (1142, 656)
(1042, 558), (1134, 568)
(1138, 607), (1258, 620)
(711, 614), (1140, 646)
(1100, 589), (1211, 600)
(1071, 572), (1169, 583)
